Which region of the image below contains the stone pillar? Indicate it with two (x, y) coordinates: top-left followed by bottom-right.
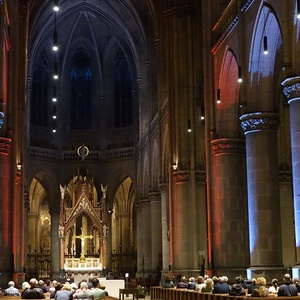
(51, 210), (60, 280)
(149, 192), (162, 277)
(240, 112), (284, 280)
(159, 183), (170, 275)
(210, 138), (248, 278)
(141, 200), (151, 277)
(0, 137), (12, 286)
(282, 77), (300, 277)
(163, 2), (202, 277)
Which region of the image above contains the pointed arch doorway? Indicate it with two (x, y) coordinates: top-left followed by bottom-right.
(111, 176), (137, 278)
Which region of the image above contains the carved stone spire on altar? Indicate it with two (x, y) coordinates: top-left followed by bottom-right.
(58, 169), (108, 277)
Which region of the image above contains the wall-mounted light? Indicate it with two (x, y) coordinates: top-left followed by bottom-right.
(187, 119), (192, 132)
(52, 105), (57, 119)
(52, 86), (57, 102)
(53, 31), (58, 51)
(263, 36), (268, 55)
(53, 62), (59, 79)
(53, 0), (59, 11)
(172, 163), (178, 170)
(17, 164), (22, 171)
(52, 119), (56, 133)
(217, 88), (221, 104)
(297, 0), (300, 19)
(200, 115), (205, 121)
(238, 66), (243, 83)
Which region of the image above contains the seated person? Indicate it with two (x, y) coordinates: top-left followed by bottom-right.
(5, 281), (21, 296)
(229, 276), (246, 296)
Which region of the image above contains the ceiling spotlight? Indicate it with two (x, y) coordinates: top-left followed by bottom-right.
(53, 0), (59, 11)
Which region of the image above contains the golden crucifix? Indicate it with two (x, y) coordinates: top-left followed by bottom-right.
(75, 227), (93, 262)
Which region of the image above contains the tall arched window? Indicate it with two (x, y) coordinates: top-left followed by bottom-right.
(114, 48), (133, 128)
(70, 51), (92, 129)
(31, 49), (49, 126)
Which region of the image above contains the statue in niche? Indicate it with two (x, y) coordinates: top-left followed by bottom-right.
(101, 184), (107, 199)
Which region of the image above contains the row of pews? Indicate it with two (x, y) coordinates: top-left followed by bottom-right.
(150, 287), (300, 300)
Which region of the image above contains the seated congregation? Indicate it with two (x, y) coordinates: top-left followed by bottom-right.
(160, 273), (300, 297)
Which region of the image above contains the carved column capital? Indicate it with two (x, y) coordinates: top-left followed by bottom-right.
(0, 137), (11, 155)
(163, 5), (196, 21)
(18, 0), (28, 19)
(211, 138), (245, 155)
(240, 112), (280, 133)
(159, 183), (167, 193)
(148, 191), (161, 202)
(172, 170), (190, 183)
(282, 76), (300, 103)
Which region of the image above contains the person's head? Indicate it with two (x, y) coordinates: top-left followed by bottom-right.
(62, 283), (72, 291)
(196, 276), (204, 284)
(234, 276), (242, 285)
(80, 281), (88, 290)
(212, 276), (219, 284)
(283, 274), (292, 284)
(22, 281), (30, 291)
(45, 279), (51, 286)
(256, 277), (266, 287)
(222, 276), (228, 283)
(272, 278), (279, 287)
(71, 282), (77, 292)
(180, 276), (186, 282)
(8, 281), (15, 287)
(30, 278), (38, 287)
(189, 277), (195, 283)
(39, 280), (44, 286)
(205, 279), (213, 287)
(219, 276), (225, 283)
(55, 283), (62, 291)
(164, 276), (171, 283)
(91, 277), (99, 288)
(251, 278), (257, 285)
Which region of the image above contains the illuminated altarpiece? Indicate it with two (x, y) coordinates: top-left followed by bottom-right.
(58, 172), (108, 277)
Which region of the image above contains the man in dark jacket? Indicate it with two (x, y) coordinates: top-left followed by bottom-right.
(21, 278), (45, 299)
(278, 274), (298, 296)
(213, 276), (231, 294)
(229, 277), (246, 296)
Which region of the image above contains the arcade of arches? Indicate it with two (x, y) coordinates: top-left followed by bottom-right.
(1, 0), (300, 288)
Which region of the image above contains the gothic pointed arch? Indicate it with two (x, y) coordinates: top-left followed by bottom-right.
(217, 48), (240, 138)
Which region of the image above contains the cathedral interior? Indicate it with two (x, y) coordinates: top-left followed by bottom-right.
(1, 0), (300, 288)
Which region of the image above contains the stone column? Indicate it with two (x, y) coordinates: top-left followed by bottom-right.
(51, 210), (60, 280)
(282, 77), (300, 276)
(210, 138), (248, 278)
(0, 137), (12, 285)
(149, 191), (162, 276)
(159, 183), (170, 275)
(240, 112), (284, 280)
(163, 2), (202, 277)
(141, 200), (151, 277)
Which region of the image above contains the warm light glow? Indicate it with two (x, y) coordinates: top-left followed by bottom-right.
(217, 88), (221, 104)
(187, 119), (192, 132)
(263, 36), (268, 55)
(172, 163), (178, 170)
(53, 129), (56, 133)
(238, 66), (243, 83)
(17, 164), (22, 171)
(201, 116), (205, 120)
